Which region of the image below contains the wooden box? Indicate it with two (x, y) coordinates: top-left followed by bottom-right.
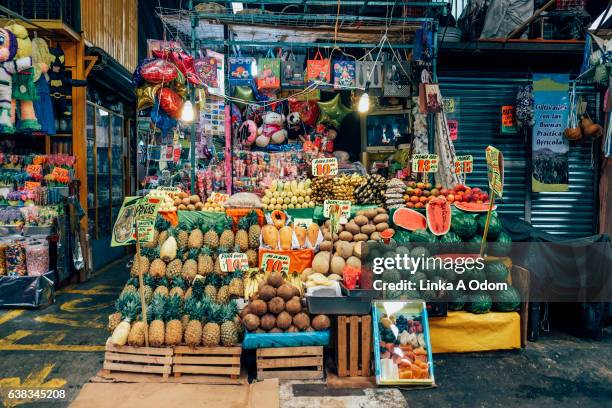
(173, 345), (241, 379)
(336, 315), (372, 377)
(256, 346), (324, 380)
(103, 339), (173, 378)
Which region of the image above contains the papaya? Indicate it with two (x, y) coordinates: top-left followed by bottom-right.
(271, 210), (286, 229)
(279, 226), (293, 250)
(262, 225), (279, 249)
(294, 226), (307, 248)
(307, 223), (320, 247)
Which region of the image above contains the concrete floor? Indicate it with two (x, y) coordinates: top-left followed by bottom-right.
(0, 260), (610, 408)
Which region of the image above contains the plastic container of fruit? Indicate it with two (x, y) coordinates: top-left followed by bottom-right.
(306, 295), (371, 315)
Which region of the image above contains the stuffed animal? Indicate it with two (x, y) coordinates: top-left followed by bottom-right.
(286, 111), (310, 142)
(256, 111), (287, 147)
(48, 45), (87, 117)
(0, 27), (21, 133)
(238, 120), (258, 147)
(4, 23), (40, 132)
(32, 37), (55, 135)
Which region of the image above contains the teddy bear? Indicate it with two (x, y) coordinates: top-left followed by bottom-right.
(256, 111), (287, 148)
(286, 111), (312, 142)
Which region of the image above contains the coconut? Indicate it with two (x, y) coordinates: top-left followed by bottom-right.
(240, 304), (252, 318)
(336, 241), (353, 259)
(259, 285), (276, 301)
(260, 314), (276, 330)
(250, 299), (268, 316)
(312, 251), (331, 274)
(344, 221), (360, 235)
(277, 284), (295, 301)
(376, 222), (389, 232)
(286, 325), (299, 333)
(373, 213), (389, 224)
(293, 312), (311, 330)
(353, 233), (369, 242)
(268, 327), (283, 333)
(301, 268), (314, 282)
(304, 326), (315, 332)
(312, 315), (331, 331)
(255, 328), (266, 334)
(268, 297), (286, 314)
(319, 241), (333, 252)
(370, 231), (381, 241)
(330, 256), (346, 275)
(364, 209), (378, 219)
(354, 215), (368, 226)
(360, 224), (376, 236)
(276, 311), (292, 329)
(267, 271), (284, 288)
(286, 297), (302, 315)
(338, 231), (353, 242)
(243, 314), (260, 331)
(353, 242), (363, 258)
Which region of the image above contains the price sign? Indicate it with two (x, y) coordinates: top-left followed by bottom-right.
(486, 146), (504, 198)
(154, 186), (180, 193)
(447, 119), (458, 141)
(411, 154), (439, 173)
(51, 167), (69, 179)
(24, 181), (41, 190)
(219, 253), (249, 273)
(210, 192), (229, 204)
(293, 218), (312, 229)
(454, 155), (473, 174)
(501, 105), (517, 134)
(261, 253), (290, 275)
(443, 97), (455, 113)
(323, 200), (351, 222)
(312, 157), (338, 176)
(133, 196), (162, 243)
(26, 164), (42, 177)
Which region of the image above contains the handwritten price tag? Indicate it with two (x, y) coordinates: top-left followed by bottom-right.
(51, 167), (69, 179)
(448, 119), (458, 141)
(261, 253), (290, 275)
(219, 253), (249, 273)
(24, 181), (41, 190)
(312, 157), (338, 176)
(454, 155), (473, 174)
(210, 192), (229, 204)
(154, 186), (180, 193)
(411, 154), (439, 173)
(26, 164), (43, 176)
(323, 199), (351, 224)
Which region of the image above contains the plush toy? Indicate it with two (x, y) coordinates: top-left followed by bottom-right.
(238, 120), (258, 147)
(0, 28), (21, 133)
(48, 45), (87, 117)
(4, 23), (40, 132)
(256, 111), (287, 147)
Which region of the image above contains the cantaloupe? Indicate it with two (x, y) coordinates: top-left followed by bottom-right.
(279, 226), (293, 250)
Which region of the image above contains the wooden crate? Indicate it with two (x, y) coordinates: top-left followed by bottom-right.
(256, 346), (324, 380)
(173, 345), (241, 379)
(336, 315), (371, 377)
(103, 339), (173, 378)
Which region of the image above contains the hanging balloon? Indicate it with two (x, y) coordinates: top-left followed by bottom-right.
(133, 58), (155, 86)
(136, 84), (160, 111)
(158, 87), (184, 119)
(174, 79), (187, 98)
(317, 94), (352, 128)
(233, 85), (255, 110)
(151, 102), (177, 138)
(290, 99), (319, 127)
(140, 59), (179, 84)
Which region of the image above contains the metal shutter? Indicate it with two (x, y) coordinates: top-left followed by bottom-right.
(439, 74), (598, 238)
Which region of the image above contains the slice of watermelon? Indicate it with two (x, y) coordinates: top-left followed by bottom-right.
(392, 207), (427, 231)
(426, 197), (451, 236)
(454, 201), (497, 213)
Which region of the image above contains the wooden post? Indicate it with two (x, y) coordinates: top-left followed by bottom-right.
(73, 37), (88, 230)
(134, 220), (149, 347)
(479, 193), (496, 257)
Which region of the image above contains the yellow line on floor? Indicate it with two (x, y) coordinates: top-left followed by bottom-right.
(0, 343), (105, 352)
(0, 310), (25, 325)
(34, 315), (104, 329)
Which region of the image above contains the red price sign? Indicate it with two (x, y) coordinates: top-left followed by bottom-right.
(26, 164), (43, 176)
(51, 166), (69, 178)
(501, 106), (517, 134)
(448, 119), (458, 140)
(219, 253), (249, 273)
(312, 157), (338, 176)
(411, 154), (439, 173)
(24, 181), (41, 190)
(261, 253), (290, 275)
(454, 155), (473, 174)
(210, 192), (229, 204)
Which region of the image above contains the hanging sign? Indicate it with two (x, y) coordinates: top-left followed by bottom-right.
(261, 253), (290, 275)
(447, 119), (458, 140)
(485, 146), (504, 198)
(501, 105), (517, 134)
(26, 164), (43, 177)
(24, 181), (41, 190)
(219, 253), (249, 273)
(411, 154), (439, 173)
(312, 157), (338, 176)
(323, 200), (351, 223)
(532, 73), (570, 192)
(209, 192), (229, 204)
(443, 97), (455, 113)
(111, 196), (161, 246)
(454, 155), (473, 174)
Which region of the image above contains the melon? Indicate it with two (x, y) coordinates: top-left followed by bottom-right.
(466, 292), (492, 314)
(477, 214), (502, 239)
(426, 197), (451, 236)
(279, 226), (293, 250)
(492, 286), (521, 312)
(455, 201), (497, 213)
(392, 208), (427, 231)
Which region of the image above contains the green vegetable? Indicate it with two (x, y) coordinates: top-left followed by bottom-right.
(493, 286), (521, 312)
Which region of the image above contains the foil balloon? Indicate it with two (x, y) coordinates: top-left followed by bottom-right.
(233, 85), (255, 110)
(140, 59), (178, 84)
(153, 49), (201, 86)
(174, 79), (187, 98)
(136, 84), (161, 111)
(289, 99), (319, 127)
(317, 94), (352, 128)
(133, 58), (154, 86)
(151, 102), (177, 138)
(158, 87), (184, 119)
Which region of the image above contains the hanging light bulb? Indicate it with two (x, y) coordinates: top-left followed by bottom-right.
(251, 62), (258, 78)
(181, 100), (194, 122)
(358, 92), (370, 113)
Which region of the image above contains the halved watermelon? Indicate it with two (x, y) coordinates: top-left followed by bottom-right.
(426, 197), (451, 236)
(454, 201), (497, 213)
(392, 207), (427, 231)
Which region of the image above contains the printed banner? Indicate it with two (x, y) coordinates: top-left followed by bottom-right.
(532, 73), (570, 192)
(111, 196), (161, 247)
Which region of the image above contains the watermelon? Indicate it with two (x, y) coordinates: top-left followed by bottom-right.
(394, 229), (411, 244)
(408, 272), (427, 286)
(462, 266), (486, 283)
(493, 286), (521, 312)
(439, 231), (462, 251)
(485, 261), (509, 283)
(465, 235), (483, 253)
(489, 231), (512, 256)
(410, 246), (430, 258)
(382, 269), (401, 284)
(448, 291), (466, 311)
(426, 197), (452, 236)
(393, 208), (427, 231)
(451, 213), (477, 238)
(466, 292), (492, 314)
(455, 201), (497, 213)
(477, 214), (502, 239)
(411, 229), (437, 244)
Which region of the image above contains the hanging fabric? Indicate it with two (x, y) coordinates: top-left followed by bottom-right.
(257, 48), (281, 90)
(434, 111), (462, 188)
(307, 49), (331, 85)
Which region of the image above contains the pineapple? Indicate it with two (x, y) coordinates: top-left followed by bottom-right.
(248, 212), (261, 249)
(202, 300), (221, 347)
(166, 258), (183, 279)
(148, 293), (166, 347)
(197, 247), (214, 276)
(169, 277), (186, 300)
(142, 275), (155, 304)
(183, 289), (206, 347)
(228, 276), (244, 298)
(216, 285), (230, 304)
(153, 277), (169, 297)
(214, 247), (229, 275)
(235, 217), (249, 252)
(127, 320), (147, 346)
(204, 284), (217, 300)
(246, 249), (258, 268)
(164, 294), (184, 346)
(188, 223), (204, 249)
(108, 291), (138, 333)
(181, 249), (198, 281)
(203, 222), (219, 250)
(218, 216), (235, 249)
(130, 255), (149, 277)
(184, 287), (193, 300)
(177, 225), (189, 250)
(149, 258), (166, 278)
(220, 301), (240, 346)
(158, 230), (169, 247)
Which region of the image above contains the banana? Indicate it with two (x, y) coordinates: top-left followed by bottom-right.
(270, 180), (278, 192)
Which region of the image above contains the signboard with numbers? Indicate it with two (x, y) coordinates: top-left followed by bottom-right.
(501, 105), (517, 134)
(323, 200), (351, 222)
(486, 146), (504, 198)
(24, 181), (41, 190)
(447, 119), (458, 141)
(454, 155), (473, 174)
(219, 253), (249, 273)
(411, 154), (439, 173)
(261, 253), (290, 275)
(51, 167), (69, 179)
(209, 192), (229, 204)
(312, 157), (338, 176)
(111, 196), (161, 246)
(26, 164), (43, 177)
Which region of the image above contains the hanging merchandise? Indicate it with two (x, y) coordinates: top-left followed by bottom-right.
(424, 83), (443, 113)
(140, 59), (179, 84)
(0, 27), (20, 133)
(307, 50), (331, 85)
(194, 49), (218, 89)
(289, 99), (319, 128)
(47, 45), (87, 118)
(434, 112), (461, 188)
(151, 102), (177, 139)
(152, 48), (201, 86)
(157, 87), (184, 119)
(383, 59), (411, 97)
(281, 50), (306, 88)
(333, 57), (356, 89)
(136, 83), (161, 112)
(233, 85), (255, 110)
(257, 49), (281, 90)
(229, 55), (256, 86)
(356, 54), (383, 92)
(32, 37), (56, 135)
(256, 111), (287, 148)
(516, 85), (535, 129)
(317, 94), (352, 129)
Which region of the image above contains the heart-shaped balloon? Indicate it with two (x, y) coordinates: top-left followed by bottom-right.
(140, 59), (178, 84)
(290, 99), (319, 127)
(136, 84), (161, 111)
(157, 87), (184, 119)
(133, 58), (155, 86)
(317, 94), (352, 128)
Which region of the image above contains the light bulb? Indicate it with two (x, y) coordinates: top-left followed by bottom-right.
(358, 92), (370, 113)
(181, 100), (194, 122)
(251, 63), (258, 77)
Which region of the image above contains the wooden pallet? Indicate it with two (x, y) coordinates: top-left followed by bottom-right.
(256, 346), (324, 380)
(173, 345), (241, 379)
(102, 340), (173, 378)
(336, 315), (371, 377)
